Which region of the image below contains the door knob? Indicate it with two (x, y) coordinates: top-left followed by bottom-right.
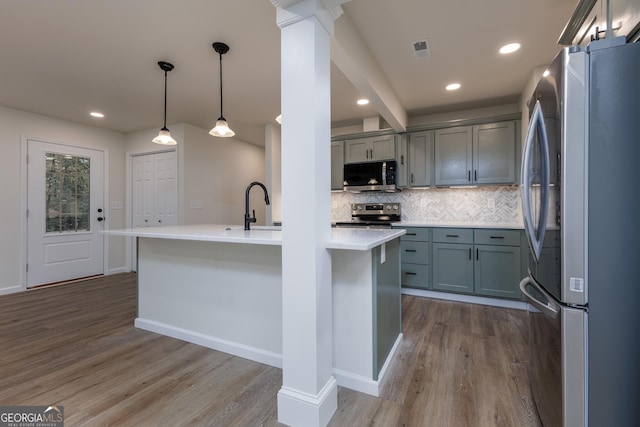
(97, 217), (104, 222)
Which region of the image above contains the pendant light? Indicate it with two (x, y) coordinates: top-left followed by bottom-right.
(152, 61), (177, 145)
(209, 42), (235, 138)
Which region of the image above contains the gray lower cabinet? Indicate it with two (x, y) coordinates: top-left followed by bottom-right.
(432, 228), (474, 293)
(402, 227), (523, 300)
(396, 227), (430, 289)
(474, 244), (521, 298)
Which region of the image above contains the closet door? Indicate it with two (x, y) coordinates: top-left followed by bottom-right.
(133, 151), (177, 228)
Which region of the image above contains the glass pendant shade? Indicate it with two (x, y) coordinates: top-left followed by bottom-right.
(209, 118), (235, 137)
(152, 127), (177, 145)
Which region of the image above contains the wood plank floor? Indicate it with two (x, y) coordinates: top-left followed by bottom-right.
(0, 273), (539, 426)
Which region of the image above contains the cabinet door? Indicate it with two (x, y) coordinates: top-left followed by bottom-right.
(370, 135), (396, 161)
(432, 243), (474, 293)
(396, 134), (408, 187)
(474, 245), (521, 299)
(473, 121), (516, 184)
(409, 130), (433, 187)
(331, 141), (344, 190)
(344, 138), (370, 163)
(434, 126), (473, 186)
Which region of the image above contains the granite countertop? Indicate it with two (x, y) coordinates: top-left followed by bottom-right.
(104, 224), (405, 251)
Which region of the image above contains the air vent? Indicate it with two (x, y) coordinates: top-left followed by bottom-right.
(412, 39), (431, 59)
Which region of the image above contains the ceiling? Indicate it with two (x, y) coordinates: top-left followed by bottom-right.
(0, 0), (577, 146)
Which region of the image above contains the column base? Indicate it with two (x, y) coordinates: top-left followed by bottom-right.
(277, 376), (338, 427)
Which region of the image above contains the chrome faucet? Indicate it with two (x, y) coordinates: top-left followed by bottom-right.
(244, 181), (270, 230)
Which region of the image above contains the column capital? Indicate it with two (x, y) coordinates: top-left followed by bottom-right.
(271, 0), (349, 34)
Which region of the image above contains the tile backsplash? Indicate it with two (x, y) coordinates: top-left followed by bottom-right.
(332, 186), (524, 226)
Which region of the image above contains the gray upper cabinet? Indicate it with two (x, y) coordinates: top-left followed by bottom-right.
(408, 130), (434, 187)
(434, 126), (473, 186)
(473, 121), (516, 184)
(331, 141), (344, 190)
(435, 121), (517, 186)
(344, 135), (396, 163)
(396, 134), (408, 188)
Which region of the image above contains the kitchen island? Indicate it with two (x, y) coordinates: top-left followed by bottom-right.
(104, 225), (404, 396)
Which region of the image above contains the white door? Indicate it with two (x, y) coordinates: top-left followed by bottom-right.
(27, 140), (105, 287)
(132, 151), (177, 227)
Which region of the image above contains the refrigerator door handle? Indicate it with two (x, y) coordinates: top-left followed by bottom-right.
(521, 100), (550, 262)
(519, 277), (559, 319)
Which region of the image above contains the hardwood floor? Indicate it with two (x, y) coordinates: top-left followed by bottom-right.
(0, 273), (539, 426)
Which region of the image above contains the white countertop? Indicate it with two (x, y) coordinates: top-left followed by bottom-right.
(104, 224), (405, 251)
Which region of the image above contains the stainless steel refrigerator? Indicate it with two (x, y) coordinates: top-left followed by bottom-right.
(519, 37), (640, 426)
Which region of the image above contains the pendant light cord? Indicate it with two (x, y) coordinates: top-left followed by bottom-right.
(218, 52), (224, 120)
(163, 70), (168, 127)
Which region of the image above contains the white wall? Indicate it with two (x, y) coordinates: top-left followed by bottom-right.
(125, 123), (266, 227)
(0, 106), (127, 293)
(265, 124), (282, 224)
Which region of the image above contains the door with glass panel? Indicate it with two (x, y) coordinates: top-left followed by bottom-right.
(27, 140), (105, 287)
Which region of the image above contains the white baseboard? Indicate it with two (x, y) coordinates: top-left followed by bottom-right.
(0, 285), (23, 296)
(134, 318), (283, 368)
(107, 267), (130, 275)
(332, 333), (403, 397)
(402, 288), (528, 310)
(277, 377), (338, 427)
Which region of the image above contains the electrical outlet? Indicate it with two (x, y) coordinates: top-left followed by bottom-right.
(487, 198), (496, 209)
(332, 200), (338, 209)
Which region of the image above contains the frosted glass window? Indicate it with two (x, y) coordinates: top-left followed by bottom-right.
(45, 153), (91, 232)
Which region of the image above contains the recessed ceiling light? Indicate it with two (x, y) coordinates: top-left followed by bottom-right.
(357, 99), (369, 106)
(90, 112), (104, 118)
(499, 43), (521, 54)
(543, 69), (550, 77)
(446, 83), (461, 91)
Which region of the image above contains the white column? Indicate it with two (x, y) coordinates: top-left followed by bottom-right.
(264, 123), (282, 225)
(272, 1), (348, 426)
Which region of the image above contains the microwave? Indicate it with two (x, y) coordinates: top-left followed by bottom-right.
(343, 160), (398, 192)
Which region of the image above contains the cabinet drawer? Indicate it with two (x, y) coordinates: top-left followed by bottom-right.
(474, 229), (521, 246)
(401, 263), (430, 289)
(396, 227), (429, 242)
(400, 241), (429, 264)
(432, 228), (473, 244)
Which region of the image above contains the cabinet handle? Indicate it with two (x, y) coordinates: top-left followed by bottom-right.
(469, 248), (472, 260)
(446, 234), (459, 238)
(411, 173), (414, 184)
(468, 170), (471, 181)
(401, 154), (404, 165)
(474, 170), (477, 181)
(405, 272), (417, 276)
(476, 248), (479, 260)
(405, 249), (417, 253)
(406, 233), (417, 236)
(490, 236), (505, 239)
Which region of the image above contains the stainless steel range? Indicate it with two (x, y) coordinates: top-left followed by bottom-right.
(334, 203), (401, 229)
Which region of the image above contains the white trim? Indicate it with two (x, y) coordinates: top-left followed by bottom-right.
(0, 286), (22, 296)
(107, 267), (129, 275)
(277, 377), (338, 427)
(19, 136), (109, 290)
(332, 333), (403, 396)
(134, 318), (282, 368)
(402, 288), (528, 310)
